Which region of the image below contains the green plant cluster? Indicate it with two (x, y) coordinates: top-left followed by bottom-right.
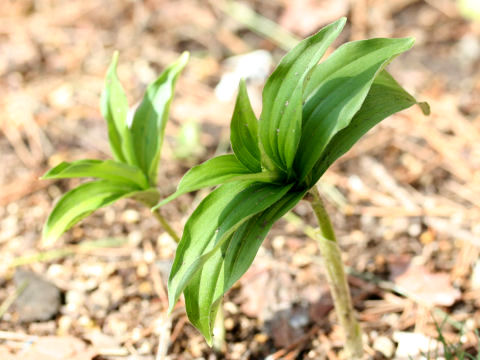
(42, 18), (429, 345)
(157, 18), (428, 343)
(42, 52), (188, 243)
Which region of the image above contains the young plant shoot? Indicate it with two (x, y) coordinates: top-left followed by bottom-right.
(42, 51), (189, 245)
(157, 17), (429, 357)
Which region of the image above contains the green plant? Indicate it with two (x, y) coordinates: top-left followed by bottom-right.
(420, 317), (480, 360)
(42, 50), (228, 354)
(157, 17), (429, 358)
(42, 51), (189, 245)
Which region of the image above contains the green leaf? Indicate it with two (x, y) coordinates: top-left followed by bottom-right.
(309, 70), (421, 184)
(42, 159), (149, 189)
(43, 180), (139, 244)
(230, 79), (261, 172)
(167, 181), (293, 323)
(183, 189), (306, 343)
(259, 18), (346, 173)
(129, 52), (189, 185)
(154, 154), (278, 208)
(294, 37), (415, 182)
(100, 51), (129, 163)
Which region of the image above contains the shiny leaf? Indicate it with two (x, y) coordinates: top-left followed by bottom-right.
(184, 189), (306, 342)
(259, 18), (346, 173)
(100, 51), (129, 162)
(167, 181), (292, 323)
(310, 70), (424, 183)
(294, 37), (415, 181)
(129, 52), (189, 184)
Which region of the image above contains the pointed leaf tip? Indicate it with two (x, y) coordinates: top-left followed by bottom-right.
(309, 70), (422, 183)
(101, 50), (129, 163)
(337, 16), (347, 28)
(418, 101), (430, 115)
(230, 79), (261, 172)
(179, 51), (190, 63)
(128, 52), (189, 185)
(295, 36), (417, 181)
(259, 18), (346, 173)
(112, 51), (119, 66)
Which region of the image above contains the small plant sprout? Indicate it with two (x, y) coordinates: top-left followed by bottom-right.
(42, 51), (189, 246)
(156, 17), (429, 358)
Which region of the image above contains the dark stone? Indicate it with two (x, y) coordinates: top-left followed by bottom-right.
(13, 269), (62, 322)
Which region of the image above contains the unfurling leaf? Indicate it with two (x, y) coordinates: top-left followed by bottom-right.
(129, 52), (189, 185)
(100, 51), (129, 163)
(259, 17), (345, 174)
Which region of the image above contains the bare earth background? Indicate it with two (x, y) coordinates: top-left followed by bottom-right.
(1, 0), (480, 359)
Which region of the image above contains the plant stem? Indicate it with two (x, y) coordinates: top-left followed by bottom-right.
(152, 208), (181, 244)
(212, 300), (226, 352)
(306, 185), (363, 359)
(133, 189), (181, 244)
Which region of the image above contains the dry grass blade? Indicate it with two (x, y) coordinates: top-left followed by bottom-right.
(0, 280), (28, 320)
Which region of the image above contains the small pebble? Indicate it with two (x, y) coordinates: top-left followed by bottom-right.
(272, 236), (285, 251)
(57, 315), (73, 335)
(394, 331), (440, 359)
(224, 317), (235, 330)
(253, 333), (268, 343)
(373, 336), (395, 358)
(224, 301), (239, 314)
(13, 269), (62, 322)
(88, 288), (110, 317)
(138, 281), (152, 296)
(65, 289), (86, 312)
(292, 253), (312, 267)
(122, 209), (140, 223)
(136, 263), (149, 277)
(408, 222), (422, 237)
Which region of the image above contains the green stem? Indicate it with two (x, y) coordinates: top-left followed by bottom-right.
(133, 188), (181, 244)
(151, 208), (181, 244)
(212, 301), (226, 352)
(306, 185), (363, 359)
